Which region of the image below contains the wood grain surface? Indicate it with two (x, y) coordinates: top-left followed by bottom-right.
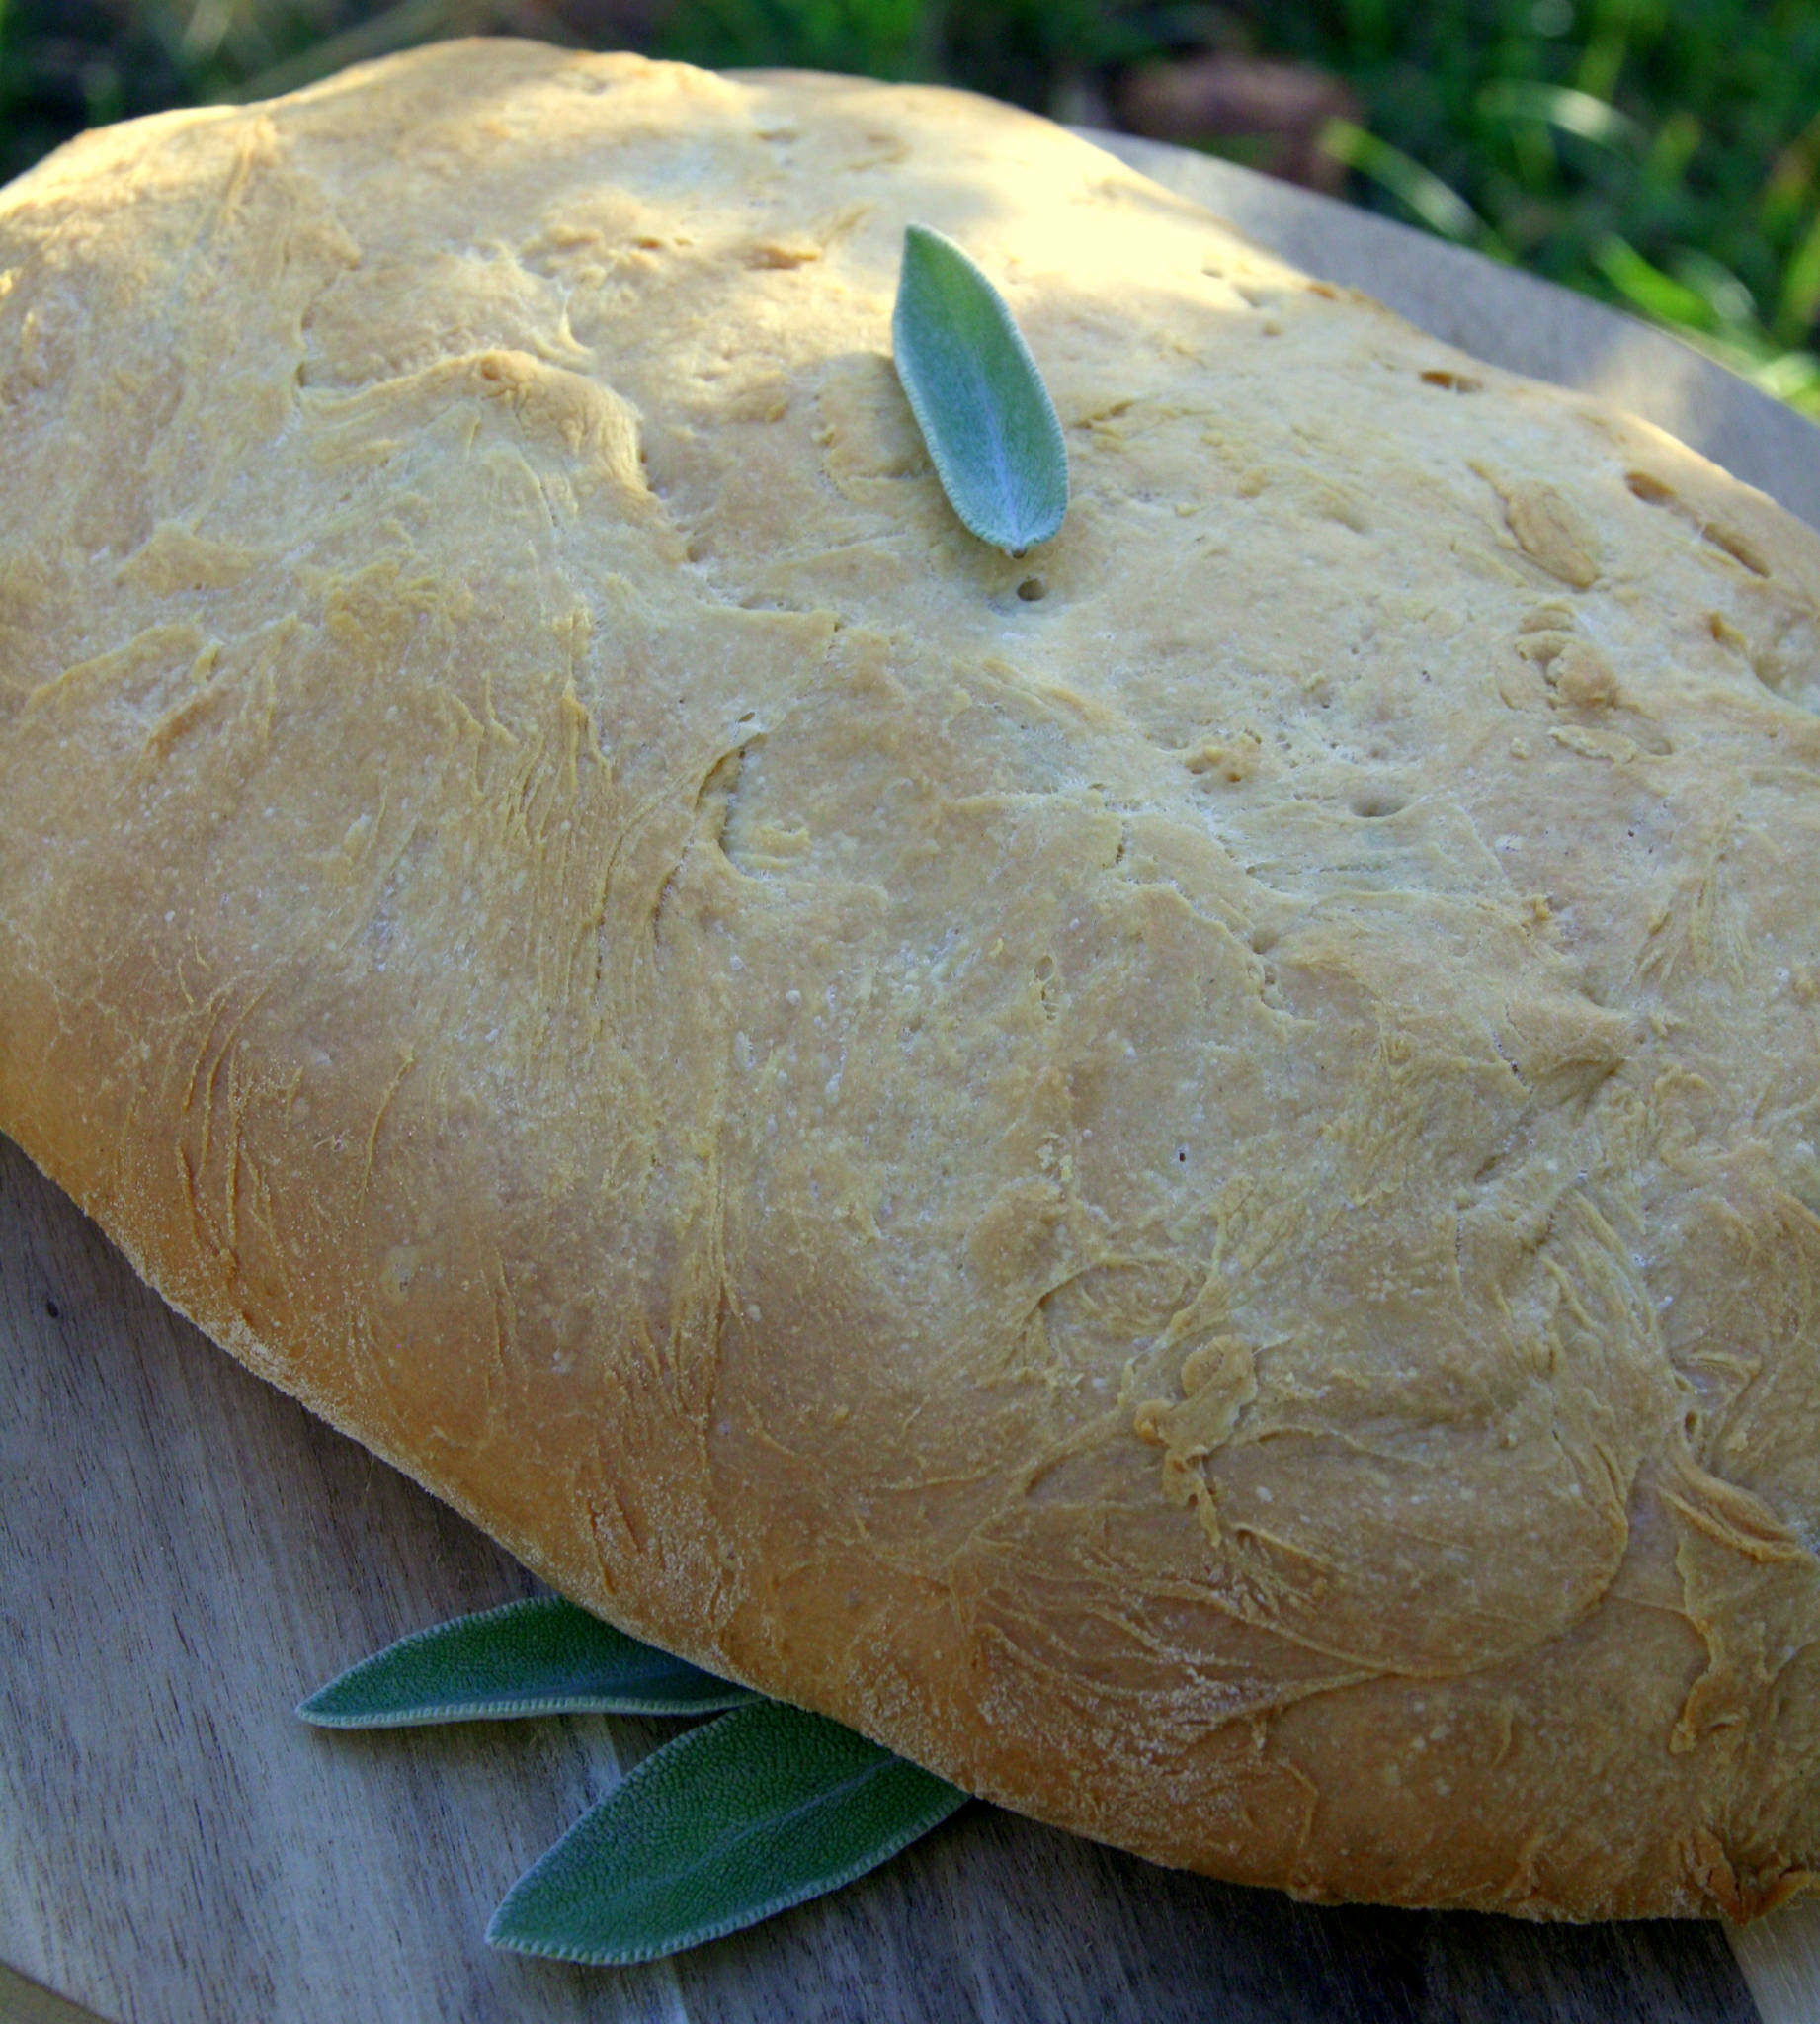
(6, 117), (1819, 2024)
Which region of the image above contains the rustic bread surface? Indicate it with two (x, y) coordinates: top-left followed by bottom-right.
(4, 38), (1820, 1920)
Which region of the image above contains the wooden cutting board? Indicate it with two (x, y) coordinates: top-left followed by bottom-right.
(6, 112), (1820, 2024)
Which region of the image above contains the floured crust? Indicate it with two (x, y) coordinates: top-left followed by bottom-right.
(4, 39), (1820, 1920)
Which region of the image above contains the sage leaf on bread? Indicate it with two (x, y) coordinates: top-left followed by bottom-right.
(892, 224), (1068, 556)
(486, 1699), (966, 1965)
(297, 1595), (749, 1726)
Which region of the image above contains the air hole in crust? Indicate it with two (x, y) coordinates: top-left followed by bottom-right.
(1627, 470), (1770, 575)
(1702, 523), (1771, 577)
(1017, 576), (1047, 602)
(1352, 792), (1408, 819)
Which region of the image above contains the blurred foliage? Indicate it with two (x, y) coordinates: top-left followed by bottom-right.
(0, 0), (1814, 413)
(1261, 0), (1820, 412)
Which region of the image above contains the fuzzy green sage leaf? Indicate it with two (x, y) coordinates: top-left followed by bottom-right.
(486, 1699), (966, 1964)
(892, 223), (1068, 556)
(297, 1595), (750, 1728)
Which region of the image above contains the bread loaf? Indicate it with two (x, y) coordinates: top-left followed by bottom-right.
(4, 38), (1820, 1920)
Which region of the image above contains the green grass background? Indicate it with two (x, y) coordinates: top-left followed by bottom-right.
(3, 0), (1816, 414)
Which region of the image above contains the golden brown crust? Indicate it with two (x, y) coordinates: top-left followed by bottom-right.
(4, 40), (1820, 1919)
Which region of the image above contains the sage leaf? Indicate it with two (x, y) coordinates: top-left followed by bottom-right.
(297, 1595), (749, 1727)
(892, 223), (1068, 556)
(486, 1700), (966, 1964)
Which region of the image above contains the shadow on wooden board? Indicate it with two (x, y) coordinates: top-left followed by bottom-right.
(0, 1130), (1761, 2024)
(669, 1801), (1758, 2024)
